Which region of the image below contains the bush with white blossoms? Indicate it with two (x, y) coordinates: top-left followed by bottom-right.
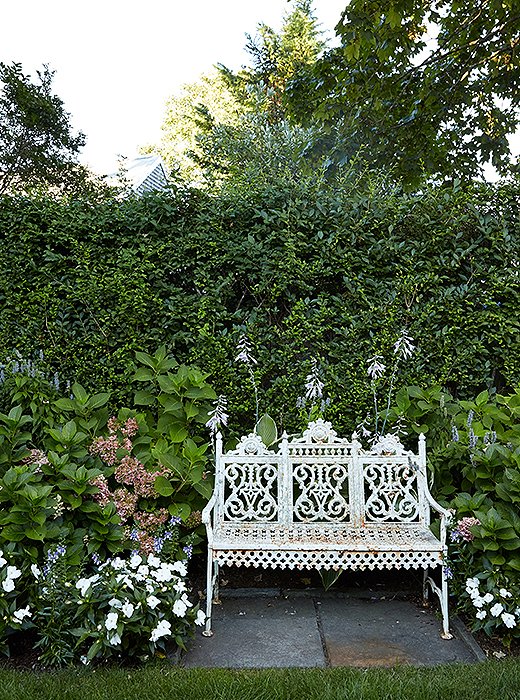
(69, 552), (205, 663)
(0, 547), (32, 656)
(464, 575), (520, 642)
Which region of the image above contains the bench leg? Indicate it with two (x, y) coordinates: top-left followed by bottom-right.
(422, 567), (429, 604)
(440, 567), (452, 640)
(424, 567), (452, 639)
(202, 549), (214, 637)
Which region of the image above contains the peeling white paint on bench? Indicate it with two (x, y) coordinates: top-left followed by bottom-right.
(202, 420), (452, 638)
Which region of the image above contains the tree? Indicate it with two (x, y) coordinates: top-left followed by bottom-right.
(151, 1), (327, 186)
(221, 0), (325, 122)
(0, 62), (89, 195)
(148, 68), (244, 182)
(290, 0), (520, 185)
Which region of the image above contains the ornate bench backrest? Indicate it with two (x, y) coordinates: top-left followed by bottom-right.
(213, 421), (429, 528)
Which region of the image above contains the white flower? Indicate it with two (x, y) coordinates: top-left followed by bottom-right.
(490, 603), (504, 617)
(137, 564), (149, 577)
(110, 557), (126, 570)
(147, 554), (161, 568)
(476, 610), (487, 620)
(472, 596), (485, 609)
(465, 577), (479, 591)
(0, 553), (7, 567)
(76, 575), (99, 597)
(181, 593), (193, 608)
(13, 607), (31, 623)
(482, 592), (494, 604)
(172, 599), (188, 618)
(146, 595), (161, 610)
(105, 612), (119, 631)
(108, 598), (122, 609)
(2, 578), (15, 593)
(367, 356), (386, 381)
(6, 566), (21, 580)
(150, 619), (171, 642)
(174, 581), (187, 593)
(109, 633), (122, 645)
(31, 564), (41, 579)
(121, 600), (134, 618)
(80, 655), (89, 665)
(129, 554), (142, 569)
(499, 588), (512, 598)
(501, 612), (516, 629)
(152, 566), (173, 583)
(393, 331), (415, 360)
(195, 609), (206, 626)
(171, 561), (187, 577)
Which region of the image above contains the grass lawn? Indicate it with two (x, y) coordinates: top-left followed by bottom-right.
(0, 661), (519, 700)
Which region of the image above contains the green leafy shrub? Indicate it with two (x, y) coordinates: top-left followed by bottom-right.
(385, 384), (520, 641)
(0, 177), (518, 434)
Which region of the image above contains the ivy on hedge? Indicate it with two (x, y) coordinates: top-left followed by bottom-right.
(0, 175), (518, 436)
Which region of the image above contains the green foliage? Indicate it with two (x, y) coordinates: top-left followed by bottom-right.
(386, 383), (520, 639)
(131, 347), (216, 515)
(0, 177), (518, 439)
(294, 1), (520, 185)
(0, 62), (95, 196)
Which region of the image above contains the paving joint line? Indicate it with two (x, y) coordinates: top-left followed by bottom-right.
(313, 597), (331, 668)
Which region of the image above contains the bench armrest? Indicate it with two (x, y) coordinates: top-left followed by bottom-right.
(202, 492), (217, 545)
(424, 489), (452, 547)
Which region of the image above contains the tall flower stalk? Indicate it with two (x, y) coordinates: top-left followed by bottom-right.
(205, 395), (229, 439)
(235, 335), (259, 425)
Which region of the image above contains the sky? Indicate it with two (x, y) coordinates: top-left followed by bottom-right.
(0, 0), (347, 174)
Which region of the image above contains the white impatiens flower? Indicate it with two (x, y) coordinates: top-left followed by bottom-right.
(146, 595), (161, 610)
(108, 598), (122, 609)
(475, 610), (487, 620)
(2, 578), (15, 593)
(150, 619), (171, 642)
(465, 577), (479, 591)
(111, 557), (125, 570)
(137, 564), (149, 578)
(6, 566), (21, 580)
(490, 603), (504, 617)
(482, 592), (494, 604)
(501, 612), (516, 629)
(31, 564), (41, 579)
(129, 554), (142, 569)
(195, 609), (206, 626)
(171, 561), (187, 577)
(147, 554), (161, 568)
(0, 552), (7, 567)
(76, 575), (99, 597)
(121, 600), (134, 618)
(499, 588), (512, 598)
(13, 607), (31, 623)
(472, 596), (485, 608)
(153, 566), (173, 583)
(109, 633), (122, 645)
(105, 612), (119, 630)
(172, 599), (188, 618)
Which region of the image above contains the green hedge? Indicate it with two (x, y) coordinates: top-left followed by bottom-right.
(1, 176), (519, 435)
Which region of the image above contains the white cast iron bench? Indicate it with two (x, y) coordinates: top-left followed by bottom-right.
(202, 420), (452, 638)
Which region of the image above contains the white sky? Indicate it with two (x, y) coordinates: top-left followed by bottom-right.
(0, 0), (346, 174)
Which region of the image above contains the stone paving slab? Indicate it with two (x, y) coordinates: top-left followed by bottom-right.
(318, 597), (479, 667)
(182, 597), (326, 668)
(181, 591), (484, 669)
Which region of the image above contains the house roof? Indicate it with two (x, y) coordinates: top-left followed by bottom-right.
(122, 154), (169, 194)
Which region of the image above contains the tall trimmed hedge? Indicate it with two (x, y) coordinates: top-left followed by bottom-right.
(1, 176), (519, 435)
